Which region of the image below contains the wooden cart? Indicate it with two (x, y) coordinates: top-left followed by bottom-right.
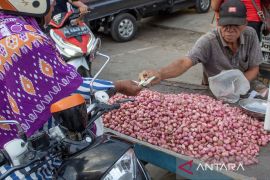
(105, 80), (270, 180)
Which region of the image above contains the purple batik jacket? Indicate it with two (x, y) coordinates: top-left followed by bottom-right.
(0, 13), (83, 147)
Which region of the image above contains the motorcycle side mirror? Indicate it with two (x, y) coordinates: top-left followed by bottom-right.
(91, 38), (101, 56)
(89, 53), (110, 94)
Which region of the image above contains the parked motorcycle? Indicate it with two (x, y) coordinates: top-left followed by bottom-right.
(0, 96), (150, 179)
(0, 51), (150, 180)
(49, 8), (100, 77)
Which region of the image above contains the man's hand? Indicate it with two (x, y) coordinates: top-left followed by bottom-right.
(138, 70), (162, 86)
(79, 6), (89, 15)
(71, 1), (89, 15)
(115, 80), (142, 96)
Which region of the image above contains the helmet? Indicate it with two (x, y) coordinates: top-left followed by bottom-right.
(0, 0), (50, 17)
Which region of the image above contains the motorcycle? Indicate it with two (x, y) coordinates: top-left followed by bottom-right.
(0, 98), (150, 179)
(49, 8), (100, 77)
(0, 52), (150, 180)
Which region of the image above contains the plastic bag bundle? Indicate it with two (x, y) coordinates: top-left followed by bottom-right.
(209, 70), (250, 103)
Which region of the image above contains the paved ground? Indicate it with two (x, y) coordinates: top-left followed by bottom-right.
(92, 8), (214, 180)
(144, 9), (215, 33)
(92, 10), (216, 84)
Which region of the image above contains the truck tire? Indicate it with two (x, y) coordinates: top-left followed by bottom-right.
(111, 13), (137, 42)
(196, 0), (211, 13)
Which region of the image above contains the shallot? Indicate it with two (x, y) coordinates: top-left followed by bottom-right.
(103, 90), (270, 166)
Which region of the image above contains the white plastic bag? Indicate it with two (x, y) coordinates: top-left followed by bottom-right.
(209, 69), (250, 103)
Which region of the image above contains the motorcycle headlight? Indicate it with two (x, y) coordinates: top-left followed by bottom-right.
(63, 48), (80, 57)
(102, 149), (137, 180)
(50, 30), (82, 58)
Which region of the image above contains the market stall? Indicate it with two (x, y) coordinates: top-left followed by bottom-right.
(104, 80), (270, 179)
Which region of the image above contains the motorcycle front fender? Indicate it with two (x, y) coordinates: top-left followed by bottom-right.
(68, 56), (90, 70)
(57, 134), (132, 180)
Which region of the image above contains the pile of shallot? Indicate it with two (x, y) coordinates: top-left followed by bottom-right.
(103, 90), (270, 165)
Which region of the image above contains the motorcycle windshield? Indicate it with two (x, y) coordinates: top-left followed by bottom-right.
(0, 0), (50, 17)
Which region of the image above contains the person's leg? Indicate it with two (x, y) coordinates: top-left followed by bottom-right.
(248, 21), (263, 41)
(44, 0), (56, 30)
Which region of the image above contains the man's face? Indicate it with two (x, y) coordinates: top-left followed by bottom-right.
(220, 24), (246, 43)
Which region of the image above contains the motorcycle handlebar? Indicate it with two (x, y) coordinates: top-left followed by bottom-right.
(87, 97), (135, 130)
(0, 137), (63, 180)
(72, 8), (80, 14)
(87, 102), (120, 129)
(0, 151), (62, 180)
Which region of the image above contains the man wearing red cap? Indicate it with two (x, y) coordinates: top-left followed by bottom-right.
(212, 0), (263, 40)
(139, 0), (267, 96)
